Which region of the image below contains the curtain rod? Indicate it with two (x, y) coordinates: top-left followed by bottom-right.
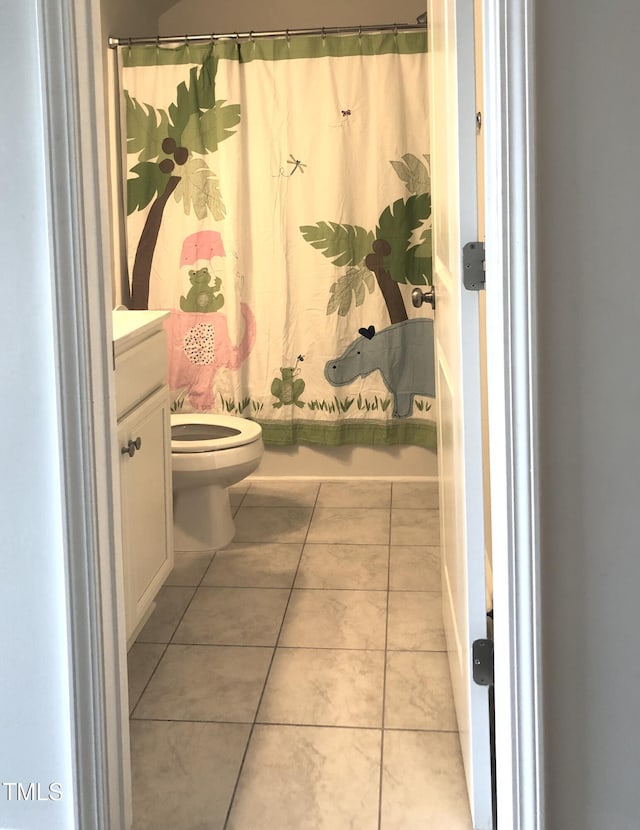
(108, 22), (426, 49)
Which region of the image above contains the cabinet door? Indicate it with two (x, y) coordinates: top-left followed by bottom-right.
(118, 385), (174, 643)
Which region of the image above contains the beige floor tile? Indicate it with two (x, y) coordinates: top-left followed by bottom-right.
(391, 508), (440, 546)
(127, 479), (474, 829)
(127, 643), (165, 715)
(387, 592), (445, 651)
(316, 480), (391, 508)
(295, 543), (389, 590)
(307, 507), (390, 545)
(392, 480), (440, 509)
(230, 494), (245, 511)
(173, 586), (289, 646)
(226, 725), (381, 829)
(164, 551), (214, 587)
(130, 720), (250, 830)
(381, 730), (472, 830)
(258, 648), (384, 727)
(243, 480), (320, 507)
(229, 483), (249, 508)
(389, 545), (441, 591)
(385, 651), (458, 730)
(280, 589), (387, 649)
(202, 542), (302, 588)
(135, 586), (196, 644)
(133, 644), (272, 722)
(233, 506), (313, 543)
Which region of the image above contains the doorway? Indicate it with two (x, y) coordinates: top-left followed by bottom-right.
(42, 0), (541, 827)
(115, 15), (470, 827)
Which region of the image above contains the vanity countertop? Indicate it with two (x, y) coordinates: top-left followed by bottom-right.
(112, 309), (170, 356)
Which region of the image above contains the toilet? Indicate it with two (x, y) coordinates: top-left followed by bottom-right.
(170, 412), (263, 551)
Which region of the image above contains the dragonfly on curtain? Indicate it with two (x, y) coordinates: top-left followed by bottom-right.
(273, 154), (308, 177)
(287, 154), (307, 175)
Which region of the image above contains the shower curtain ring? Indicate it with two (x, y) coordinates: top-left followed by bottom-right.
(286, 28), (290, 44)
(393, 23), (398, 36)
(322, 26), (326, 41)
(184, 34), (188, 46)
(249, 31), (254, 43)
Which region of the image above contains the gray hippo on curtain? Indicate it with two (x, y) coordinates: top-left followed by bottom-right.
(324, 318), (435, 418)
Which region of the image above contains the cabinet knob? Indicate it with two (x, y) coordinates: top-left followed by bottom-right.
(121, 436), (142, 457)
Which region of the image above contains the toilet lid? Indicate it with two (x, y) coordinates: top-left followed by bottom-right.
(171, 413), (262, 452)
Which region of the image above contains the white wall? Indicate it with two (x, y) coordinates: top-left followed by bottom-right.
(537, 1), (640, 827)
(160, 0), (423, 35)
(254, 444), (437, 478)
(100, 0), (173, 38)
(0, 3), (74, 828)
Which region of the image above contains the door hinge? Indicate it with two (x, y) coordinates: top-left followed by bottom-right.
(112, 341), (116, 371)
(463, 241), (486, 291)
(472, 638), (494, 687)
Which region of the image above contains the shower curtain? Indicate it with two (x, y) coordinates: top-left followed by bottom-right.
(121, 32), (435, 448)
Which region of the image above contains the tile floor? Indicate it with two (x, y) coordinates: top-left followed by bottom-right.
(127, 479), (473, 830)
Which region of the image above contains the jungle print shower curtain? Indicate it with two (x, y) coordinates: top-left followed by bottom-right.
(121, 31), (435, 447)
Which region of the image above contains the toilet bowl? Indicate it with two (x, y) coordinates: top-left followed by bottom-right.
(170, 413), (263, 551)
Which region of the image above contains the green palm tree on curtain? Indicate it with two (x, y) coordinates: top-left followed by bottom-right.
(125, 53), (240, 309)
(300, 153), (432, 324)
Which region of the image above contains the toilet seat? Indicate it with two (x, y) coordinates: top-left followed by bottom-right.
(171, 413), (262, 453)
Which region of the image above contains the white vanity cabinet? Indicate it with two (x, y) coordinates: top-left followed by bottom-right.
(113, 311), (173, 646)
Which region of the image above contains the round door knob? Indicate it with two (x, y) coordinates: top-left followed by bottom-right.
(411, 286), (436, 310)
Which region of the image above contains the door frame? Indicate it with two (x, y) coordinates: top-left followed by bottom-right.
(42, 0), (542, 827)
(482, 1), (543, 827)
(37, 0), (131, 826)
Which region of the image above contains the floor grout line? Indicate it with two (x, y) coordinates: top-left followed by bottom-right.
(221, 482), (321, 829)
(154, 585), (443, 593)
(378, 484), (394, 830)
(134, 640), (449, 654)
(129, 552), (215, 718)
(129, 714), (459, 735)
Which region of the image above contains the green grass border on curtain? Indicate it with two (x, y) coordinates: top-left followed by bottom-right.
(122, 32), (427, 67)
(256, 419), (437, 449)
